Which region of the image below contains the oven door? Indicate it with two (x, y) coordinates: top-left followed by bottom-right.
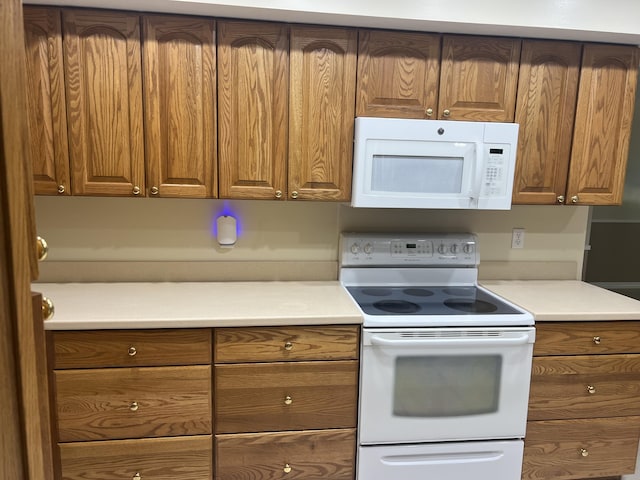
(359, 327), (535, 444)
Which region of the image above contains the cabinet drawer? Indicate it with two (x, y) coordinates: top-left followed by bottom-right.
(534, 322), (640, 356)
(216, 429), (356, 480)
(59, 435), (212, 480)
(55, 366), (212, 441)
(51, 329), (211, 368)
(215, 360), (358, 433)
(522, 417), (640, 480)
(214, 325), (359, 363)
(528, 354), (640, 421)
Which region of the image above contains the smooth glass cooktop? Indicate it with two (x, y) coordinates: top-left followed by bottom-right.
(346, 285), (521, 316)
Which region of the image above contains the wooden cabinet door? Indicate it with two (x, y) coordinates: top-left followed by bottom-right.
(356, 29), (441, 119)
(218, 21), (288, 200)
(439, 35), (521, 121)
(63, 10), (145, 196)
(512, 40), (581, 205)
(566, 44), (639, 205)
(23, 7), (70, 196)
(143, 15), (216, 198)
(289, 26), (356, 201)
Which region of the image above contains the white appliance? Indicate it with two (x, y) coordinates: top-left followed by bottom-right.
(339, 232), (534, 480)
(351, 117), (519, 210)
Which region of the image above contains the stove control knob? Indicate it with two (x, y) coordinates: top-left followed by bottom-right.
(437, 244), (448, 254)
(450, 243), (458, 254)
(463, 243), (475, 254)
(363, 243), (373, 255)
(350, 243), (360, 254)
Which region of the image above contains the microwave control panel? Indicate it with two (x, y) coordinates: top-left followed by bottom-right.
(480, 145), (510, 197)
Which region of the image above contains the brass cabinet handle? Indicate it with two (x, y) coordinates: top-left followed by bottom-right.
(41, 296), (55, 320)
(443, 109), (451, 117)
(36, 236), (49, 261)
(284, 395), (293, 405)
(557, 195), (565, 204)
(571, 195), (579, 203)
(284, 341), (293, 351)
(291, 191), (299, 199)
(129, 401), (139, 412)
(275, 190), (283, 199)
(128, 346), (137, 357)
(425, 107), (433, 117)
(593, 336), (601, 345)
(57, 184), (66, 194)
(133, 473), (141, 480)
(283, 464), (292, 474)
(132, 186), (141, 195)
(580, 448), (589, 457)
(150, 186), (159, 195)
(587, 385), (596, 394)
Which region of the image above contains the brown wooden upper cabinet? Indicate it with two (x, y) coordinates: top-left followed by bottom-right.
(357, 31), (521, 122)
(23, 7), (71, 196)
(143, 15), (217, 198)
(63, 9), (145, 196)
(513, 42), (639, 205)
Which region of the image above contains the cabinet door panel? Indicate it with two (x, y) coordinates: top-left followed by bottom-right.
(218, 21), (288, 199)
(23, 7), (71, 196)
(63, 10), (145, 196)
(356, 29), (441, 119)
(143, 15), (216, 198)
(289, 26), (356, 201)
(513, 40), (581, 205)
(567, 44), (639, 205)
(439, 35), (521, 121)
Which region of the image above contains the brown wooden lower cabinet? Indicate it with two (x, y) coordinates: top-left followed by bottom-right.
(58, 435), (212, 480)
(522, 417), (640, 479)
(216, 429), (356, 480)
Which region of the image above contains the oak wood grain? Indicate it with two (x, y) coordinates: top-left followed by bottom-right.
(59, 435), (212, 480)
(52, 328), (212, 368)
(439, 35), (521, 121)
(522, 417), (640, 480)
(567, 43), (639, 205)
(528, 354), (640, 420)
(534, 321), (640, 356)
(23, 6), (71, 196)
(288, 25), (356, 201)
(513, 40), (581, 205)
(356, 29), (441, 118)
(214, 325), (359, 363)
(55, 365), (212, 441)
(218, 20), (288, 200)
(215, 360), (357, 433)
(216, 429), (356, 480)
(63, 9), (145, 196)
(143, 14), (217, 198)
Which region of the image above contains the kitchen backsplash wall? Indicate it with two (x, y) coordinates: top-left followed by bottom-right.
(34, 196), (589, 282)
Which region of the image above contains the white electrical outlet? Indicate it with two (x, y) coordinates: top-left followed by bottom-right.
(511, 228), (525, 249)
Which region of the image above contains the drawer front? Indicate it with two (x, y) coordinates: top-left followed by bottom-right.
(522, 417), (640, 480)
(52, 329), (211, 368)
(215, 361), (358, 433)
(59, 435), (212, 480)
(534, 321), (640, 356)
(55, 366), (212, 441)
(214, 325), (359, 363)
(528, 354), (640, 420)
(216, 429), (356, 480)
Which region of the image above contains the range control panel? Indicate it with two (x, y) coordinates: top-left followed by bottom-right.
(340, 233), (479, 267)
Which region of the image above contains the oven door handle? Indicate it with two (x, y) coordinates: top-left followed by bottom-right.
(369, 334), (532, 347)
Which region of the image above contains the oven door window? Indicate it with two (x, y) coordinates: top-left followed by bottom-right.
(394, 355), (502, 417)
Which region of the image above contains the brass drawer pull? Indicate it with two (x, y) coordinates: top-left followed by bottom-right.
(283, 463), (292, 474)
(593, 336), (601, 345)
(129, 401), (139, 412)
(36, 236), (49, 261)
(128, 346), (137, 357)
(284, 341), (293, 351)
(586, 385), (596, 394)
(133, 473), (141, 480)
(580, 448), (589, 457)
(42, 296), (55, 320)
(284, 395), (293, 405)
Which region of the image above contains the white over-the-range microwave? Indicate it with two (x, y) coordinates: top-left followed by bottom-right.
(351, 117), (519, 210)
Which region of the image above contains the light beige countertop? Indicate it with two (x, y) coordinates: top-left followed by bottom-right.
(36, 282), (362, 330)
(481, 280), (640, 321)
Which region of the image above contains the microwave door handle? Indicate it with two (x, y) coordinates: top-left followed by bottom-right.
(369, 334), (531, 348)
(469, 144), (483, 208)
